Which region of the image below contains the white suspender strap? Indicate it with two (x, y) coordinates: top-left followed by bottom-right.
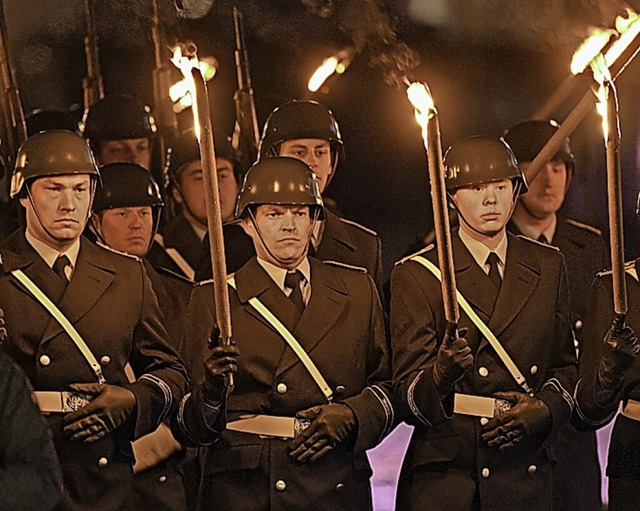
(412, 255), (533, 395)
(11, 269), (107, 384)
(153, 233), (195, 281)
(227, 277), (334, 403)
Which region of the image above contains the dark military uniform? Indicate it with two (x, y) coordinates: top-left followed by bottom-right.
(0, 232), (189, 511)
(508, 215), (607, 511)
(391, 232), (577, 511)
(574, 260), (640, 510)
(158, 215), (204, 279)
(178, 257), (395, 511)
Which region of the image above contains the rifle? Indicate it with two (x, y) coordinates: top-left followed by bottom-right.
(231, 6), (259, 169)
(82, 0), (104, 112)
(0, 0), (26, 164)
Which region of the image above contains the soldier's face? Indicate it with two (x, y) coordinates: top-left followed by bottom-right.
(21, 175), (92, 250)
(242, 205), (312, 269)
(517, 160), (568, 220)
(279, 139), (332, 193)
(98, 138), (152, 169)
(216, 157), (240, 223)
(452, 179), (514, 239)
(93, 206), (154, 257)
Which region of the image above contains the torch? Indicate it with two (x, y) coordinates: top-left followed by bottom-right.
(307, 49), (353, 93)
(407, 81), (459, 326)
(592, 55), (627, 317)
(172, 44), (234, 386)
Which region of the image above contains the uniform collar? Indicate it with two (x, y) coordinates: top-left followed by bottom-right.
(458, 227), (508, 271)
(25, 229), (80, 270)
(256, 256), (311, 293)
(511, 214), (557, 244)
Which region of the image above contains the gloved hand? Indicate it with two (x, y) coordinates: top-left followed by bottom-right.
(202, 331), (240, 404)
(432, 322), (472, 396)
(597, 314), (639, 393)
(481, 391), (551, 450)
(62, 383), (137, 443)
(289, 403), (357, 463)
(0, 307), (6, 343)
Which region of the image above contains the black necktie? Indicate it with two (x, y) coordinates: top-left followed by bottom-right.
(284, 270), (305, 314)
(486, 252), (502, 290)
(52, 255), (71, 285)
(538, 234), (549, 245)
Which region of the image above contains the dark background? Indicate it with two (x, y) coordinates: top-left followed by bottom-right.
(5, 0), (640, 283)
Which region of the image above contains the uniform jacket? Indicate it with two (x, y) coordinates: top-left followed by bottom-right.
(161, 214), (204, 273)
(175, 256), (395, 511)
(508, 215), (607, 511)
(0, 232), (189, 511)
(574, 259), (640, 479)
(391, 231), (577, 511)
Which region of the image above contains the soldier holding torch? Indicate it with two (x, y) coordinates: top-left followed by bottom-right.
(391, 136), (577, 511)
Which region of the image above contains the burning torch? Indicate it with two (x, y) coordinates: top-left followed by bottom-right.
(406, 81), (459, 326)
(307, 49), (353, 93)
(171, 44), (233, 386)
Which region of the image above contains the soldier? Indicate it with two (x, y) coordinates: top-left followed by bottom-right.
(503, 119), (606, 511)
(160, 129), (249, 279)
(0, 130), (189, 510)
(391, 136), (577, 511)
(179, 157), (395, 510)
(573, 193), (640, 510)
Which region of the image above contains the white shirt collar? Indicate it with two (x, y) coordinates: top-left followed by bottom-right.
(458, 227), (508, 275)
(25, 229), (81, 270)
(257, 257), (311, 293)
(511, 214), (557, 244)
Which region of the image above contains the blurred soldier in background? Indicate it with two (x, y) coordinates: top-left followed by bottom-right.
(25, 109), (80, 137)
(181, 157), (395, 510)
(392, 137), (576, 511)
(0, 130), (188, 510)
(504, 119), (607, 511)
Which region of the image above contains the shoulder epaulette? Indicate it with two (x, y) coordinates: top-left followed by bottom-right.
(598, 261), (637, 278)
(566, 218), (603, 236)
(395, 244), (435, 266)
(516, 235), (560, 251)
(323, 260), (368, 273)
(338, 217), (378, 237)
(96, 241), (140, 261)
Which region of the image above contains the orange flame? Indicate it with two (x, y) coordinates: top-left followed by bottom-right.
(171, 45), (201, 139)
(406, 82), (435, 142)
(307, 50), (352, 92)
(169, 49), (217, 115)
(591, 54), (612, 140)
(571, 29), (613, 74)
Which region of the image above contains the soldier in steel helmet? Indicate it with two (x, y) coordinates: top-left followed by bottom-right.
(391, 136), (577, 510)
(572, 193), (640, 510)
(0, 130), (189, 510)
(179, 156), (395, 510)
(503, 119), (607, 511)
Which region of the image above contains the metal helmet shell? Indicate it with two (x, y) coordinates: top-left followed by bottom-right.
(235, 157), (324, 219)
(81, 95), (157, 151)
(258, 100), (344, 161)
(11, 130), (100, 198)
(444, 136), (528, 194)
(93, 162), (164, 212)
(503, 119), (574, 172)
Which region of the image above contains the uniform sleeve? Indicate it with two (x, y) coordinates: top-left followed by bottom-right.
(0, 354), (62, 511)
(340, 273), (396, 452)
(390, 261), (451, 427)
(125, 263), (190, 439)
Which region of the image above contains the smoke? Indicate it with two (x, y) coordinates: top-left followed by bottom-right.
(302, 0), (420, 88)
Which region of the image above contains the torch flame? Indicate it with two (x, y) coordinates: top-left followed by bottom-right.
(570, 29), (614, 74)
(171, 45), (201, 139)
(307, 50), (352, 92)
(591, 54), (612, 140)
(605, 9), (640, 67)
(169, 49), (217, 115)
(406, 82), (435, 142)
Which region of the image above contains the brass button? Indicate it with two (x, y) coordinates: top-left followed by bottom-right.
(158, 475), (167, 483)
(39, 355), (51, 367)
(100, 355), (111, 366)
(98, 457), (109, 468)
(528, 465), (537, 475)
(335, 483), (345, 491)
(335, 385), (346, 394)
(276, 383), (287, 395)
(478, 367), (489, 377)
(481, 467), (490, 479)
(480, 417), (489, 426)
(530, 365), (538, 376)
(275, 480), (286, 491)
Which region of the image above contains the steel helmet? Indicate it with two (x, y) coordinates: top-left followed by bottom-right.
(81, 95), (157, 152)
(93, 162), (164, 212)
(258, 100), (344, 162)
(444, 136), (527, 194)
(235, 157), (324, 219)
(11, 130), (100, 198)
(503, 119), (574, 173)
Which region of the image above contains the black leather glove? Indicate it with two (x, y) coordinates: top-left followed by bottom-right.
(432, 322), (472, 396)
(597, 314), (640, 393)
(62, 383), (137, 443)
(0, 307), (6, 343)
(289, 403), (357, 463)
(202, 331), (239, 404)
(481, 391), (551, 450)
